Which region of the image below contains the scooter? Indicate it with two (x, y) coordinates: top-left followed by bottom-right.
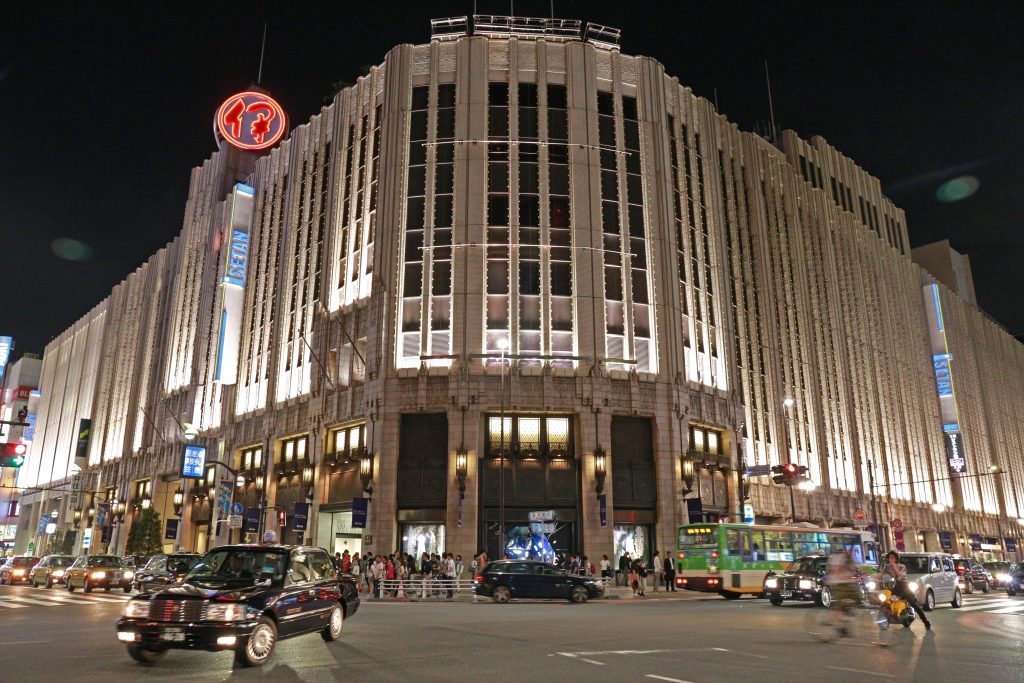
(874, 577), (915, 629)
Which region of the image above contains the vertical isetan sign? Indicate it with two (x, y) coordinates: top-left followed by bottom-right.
(214, 183), (255, 385)
(923, 283), (968, 477)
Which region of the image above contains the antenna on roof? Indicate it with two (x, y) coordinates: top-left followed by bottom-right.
(257, 22), (268, 86)
(764, 60), (777, 140)
(713, 87), (720, 111)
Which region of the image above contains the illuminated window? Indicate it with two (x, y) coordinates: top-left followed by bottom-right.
(547, 417), (570, 457)
(518, 418), (541, 457)
(488, 417), (513, 452)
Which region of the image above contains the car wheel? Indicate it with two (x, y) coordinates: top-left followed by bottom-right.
(923, 589), (935, 612)
(981, 580), (990, 594)
(570, 586), (589, 603)
(721, 591), (741, 600)
(67, 579), (75, 592)
(1008, 585), (1017, 597)
(83, 581), (92, 593)
(127, 645), (166, 665)
(124, 584), (132, 593)
(491, 586), (511, 604)
(235, 616), (277, 668)
(104, 586), (111, 593)
(951, 587), (963, 608)
(769, 596), (784, 606)
(817, 587), (832, 608)
(321, 604), (344, 641)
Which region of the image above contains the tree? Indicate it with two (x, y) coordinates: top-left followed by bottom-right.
(126, 508), (164, 557)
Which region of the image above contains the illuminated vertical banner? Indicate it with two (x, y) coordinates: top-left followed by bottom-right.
(0, 336), (12, 383)
(214, 183), (255, 384)
(922, 283), (966, 476)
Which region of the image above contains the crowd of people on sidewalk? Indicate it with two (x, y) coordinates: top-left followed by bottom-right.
(328, 547), (678, 599)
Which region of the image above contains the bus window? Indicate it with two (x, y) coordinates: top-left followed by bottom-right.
(763, 531), (794, 562)
(863, 541), (877, 565)
(726, 529), (742, 556)
(678, 525), (718, 548)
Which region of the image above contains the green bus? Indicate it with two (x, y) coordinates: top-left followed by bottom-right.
(675, 523), (879, 598)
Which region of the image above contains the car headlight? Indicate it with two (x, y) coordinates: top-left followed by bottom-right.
(124, 571), (135, 580)
(204, 603), (247, 622)
(765, 578), (778, 589)
(91, 571), (107, 579)
(12, 569), (25, 576)
(998, 573), (1011, 582)
(865, 580), (876, 591)
(52, 569), (65, 577)
(799, 579), (814, 590)
(908, 581), (919, 593)
(122, 600), (150, 619)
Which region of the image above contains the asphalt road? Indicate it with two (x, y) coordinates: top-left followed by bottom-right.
(1, 583), (1022, 682)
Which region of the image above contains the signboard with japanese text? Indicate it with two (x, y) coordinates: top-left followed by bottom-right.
(945, 432), (967, 476)
(215, 91), (287, 151)
(181, 444), (207, 479)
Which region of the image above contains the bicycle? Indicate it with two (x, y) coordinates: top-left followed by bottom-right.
(805, 585), (869, 643)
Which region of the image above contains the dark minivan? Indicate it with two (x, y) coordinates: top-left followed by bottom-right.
(473, 560), (604, 603)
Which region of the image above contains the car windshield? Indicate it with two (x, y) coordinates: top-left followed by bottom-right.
(899, 556), (931, 574)
(50, 557), (75, 568)
(12, 557), (37, 567)
(985, 562), (1010, 572)
(186, 549), (287, 588)
(167, 556), (196, 573)
(86, 556), (120, 567)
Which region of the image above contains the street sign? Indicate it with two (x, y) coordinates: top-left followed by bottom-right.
(743, 503), (755, 524)
(293, 503), (309, 531)
(530, 522), (556, 535)
(853, 508), (866, 522)
(27, 542), (34, 553)
(352, 497), (368, 528)
(598, 494), (607, 528)
(896, 541), (906, 551)
(216, 483), (233, 518)
(230, 502), (244, 516)
(69, 473), (82, 508)
(746, 464), (772, 477)
(227, 515), (243, 529)
(165, 519), (179, 540)
(181, 444), (207, 478)
(891, 518), (904, 531)
(82, 528), (91, 549)
(528, 510), (556, 522)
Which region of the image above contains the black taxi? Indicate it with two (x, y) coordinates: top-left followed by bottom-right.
(116, 544), (359, 667)
(764, 555), (863, 607)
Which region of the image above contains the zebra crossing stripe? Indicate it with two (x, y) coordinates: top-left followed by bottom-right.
(0, 600), (25, 608)
(0, 595), (64, 607)
(955, 599), (1019, 612)
(984, 604), (1024, 615)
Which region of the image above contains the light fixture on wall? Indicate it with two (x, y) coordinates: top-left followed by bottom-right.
(173, 488), (184, 516)
(140, 497), (152, 511)
(681, 457), (696, 495)
(360, 453), (374, 498)
(594, 445), (607, 496)
(254, 473), (265, 490)
(236, 474), (246, 489)
(302, 463), (315, 499)
(455, 446), (468, 500)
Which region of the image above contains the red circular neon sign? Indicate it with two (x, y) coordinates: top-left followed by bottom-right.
(215, 91), (287, 151)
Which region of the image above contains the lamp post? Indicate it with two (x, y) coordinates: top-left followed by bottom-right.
(497, 336), (508, 559)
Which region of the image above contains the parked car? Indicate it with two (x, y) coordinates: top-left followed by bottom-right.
(763, 555), (864, 607)
(0, 556), (40, 585)
(29, 555), (76, 588)
(865, 552), (962, 610)
(473, 559), (605, 603)
(983, 561), (1015, 589)
(952, 557), (992, 594)
(117, 544), (359, 667)
(65, 555), (135, 593)
(134, 553), (201, 593)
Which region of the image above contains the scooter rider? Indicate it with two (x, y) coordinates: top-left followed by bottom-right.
(880, 550), (932, 631)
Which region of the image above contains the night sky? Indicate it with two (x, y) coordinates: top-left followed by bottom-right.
(2, 2), (1021, 358)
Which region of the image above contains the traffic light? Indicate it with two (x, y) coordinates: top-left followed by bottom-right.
(771, 462), (802, 486)
(0, 442), (28, 468)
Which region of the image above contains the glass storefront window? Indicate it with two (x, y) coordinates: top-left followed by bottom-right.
(614, 524), (649, 564)
(401, 524), (445, 559)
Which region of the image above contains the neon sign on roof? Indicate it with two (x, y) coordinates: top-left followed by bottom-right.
(215, 91), (287, 151)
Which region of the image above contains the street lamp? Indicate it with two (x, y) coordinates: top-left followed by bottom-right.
(141, 497), (151, 511)
(301, 463), (315, 499)
(681, 457), (696, 495)
(455, 447), (468, 500)
(173, 488), (184, 516)
(236, 474), (246, 489)
(594, 445), (607, 497)
(360, 453), (374, 497)
(496, 336), (509, 558)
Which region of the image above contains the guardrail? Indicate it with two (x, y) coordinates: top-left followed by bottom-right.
(369, 575), (615, 600)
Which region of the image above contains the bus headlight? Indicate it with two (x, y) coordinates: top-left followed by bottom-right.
(765, 578), (778, 589)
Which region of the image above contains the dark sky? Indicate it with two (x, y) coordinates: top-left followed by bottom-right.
(2, 1), (1021, 358)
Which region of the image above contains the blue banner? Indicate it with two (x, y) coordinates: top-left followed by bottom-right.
(293, 502), (309, 531)
(598, 494), (607, 527)
(164, 519), (179, 540)
(352, 498), (368, 529)
(1006, 538), (1017, 553)
(939, 531), (953, 549)
(245, 507), (260, 533)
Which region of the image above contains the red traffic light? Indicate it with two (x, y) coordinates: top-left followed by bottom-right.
(784, 463), (798, 475)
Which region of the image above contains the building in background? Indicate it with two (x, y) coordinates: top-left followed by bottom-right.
(0, 352), (41, 553)
(16, 15), (1024, 565)
(912, 239), (978, 307)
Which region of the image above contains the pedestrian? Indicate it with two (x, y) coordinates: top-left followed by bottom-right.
(651, 551), (662, 592)
(455, 554), (464, 578)
(600, 554), (612, 581)
(635, 559), (647, 596)
(476, 550), (488, 574)
(663, 553), (675, 591)
(629, 563), (640, 597)
(618, 552), (631, 586)
(342, 549), (351, 573)
(372, 555), (385, 598)
(351, 552), (362, 590)
(445, 552), (457, 597)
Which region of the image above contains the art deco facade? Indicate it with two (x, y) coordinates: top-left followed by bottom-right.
(16, 16), (1024, 564)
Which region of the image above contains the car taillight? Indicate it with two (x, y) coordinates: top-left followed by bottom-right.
(474, 574), (484, 582)
(677, 552), (685, 559)
(957, 568), (967, 574)
(711, 551), (719, 559)
(677, 577), (688, 585)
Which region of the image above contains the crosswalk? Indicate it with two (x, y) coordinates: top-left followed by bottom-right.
(0, 588), (135, 609)
(937, 595), (1024, 615)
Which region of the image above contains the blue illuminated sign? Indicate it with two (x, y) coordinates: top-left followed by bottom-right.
(932, 284), (944, 331)
(181, 444), (207, 479)
(942, 422), (959, 433)
(222, 229), (250, 287)
(932, 353), (953, 397)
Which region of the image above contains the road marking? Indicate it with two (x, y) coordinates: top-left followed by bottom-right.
(0, 640), (51, 645)
(985, 604), (1024, 614)
(556, 653), (605, 666)
(827, 666), (896, 678)
(955, 599), (1018, 612)
(645, 676), (694, 683)
(0, 595), (65, 607)
(0, 601), (24, 608)
(709, 647), (769, 659)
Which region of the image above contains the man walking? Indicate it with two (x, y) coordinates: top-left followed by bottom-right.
(618, 552), (631, 587)
(664, 553), (676, 591)
(651, 550), (662, 592)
